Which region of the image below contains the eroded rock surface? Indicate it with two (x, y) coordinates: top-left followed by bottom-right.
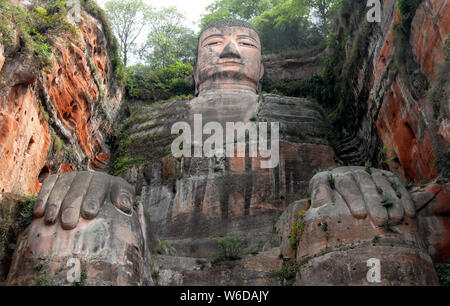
(6, 172), (152, 286)
(291, 167), (442, 285)
(332, 0), (449, 182)
(0, 7), (123, 196)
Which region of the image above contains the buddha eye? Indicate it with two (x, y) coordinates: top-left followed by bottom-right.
(239, 42), (256, 48)
(206, 41), (221, 47)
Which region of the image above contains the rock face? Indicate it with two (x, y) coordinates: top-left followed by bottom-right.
(332, 0), (449, 182)
(292, 167), (441, 285)
(3, 1), (450, 286)
(6, 172), (153, 286)
(413, 183), (450, 263)
(108, 92), (335, 285)
(262, 45), (326, 81)
(0, 6), (123, 196)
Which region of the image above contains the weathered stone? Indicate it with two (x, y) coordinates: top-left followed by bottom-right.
(0, 43), (4, 73)
(332, 0), (449, 183)
(6, 172), (152, 286)
(6, 12), (449, 286)
(275, 199), (309, 259)
(296, 245), (439, 286)
(0, 7), (123, 195)
(294, 166), (440, 285)
(262, 45), (326, 81)
(414, 182), (450, 263)
(153, 247), (282, 286)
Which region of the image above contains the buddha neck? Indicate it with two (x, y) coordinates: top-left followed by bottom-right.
(197, 79), (258, 96)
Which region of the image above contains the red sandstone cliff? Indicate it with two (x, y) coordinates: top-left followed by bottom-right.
(331, 0), (449, 183)
(375, 0), (449, 182)
(0, 3), (123, 196)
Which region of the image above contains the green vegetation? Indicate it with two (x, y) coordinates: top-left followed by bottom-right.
(376, 185), (383, 195)
(126, 62), (194, 101)
(82, 0), (125, 83)
(110, 156), (146, 176)
(154, 241), (168, 255)
(382, 217), (395, 232)
(384, 155), (399, 165)
(405, 181), (417, 190)
(372, 235), (380, 246)
(321, 221), (329, 240)
(16, 194), (37, 230)
(429, 37), (450, 178)
(0, 0), (76, 70)
(201, 0), (338, 55)
(289, 210), (306, 248)
(393, 0), (427, 96)
(105, 0), (152, 67)
(381, 196), (393, 208)
(140, 6), (197, 69)
(380, 145), (393, 156)
(429, 36), (450, 119)
(29, 273), (54, 286)
(364, 161), (372, 174)
(328, 172), (335, 189)
(0, 194), (37, 269)
(434, 263), (450, 286)
(212, 236), (245, 261)
(261, 71), (333, 107)
(0, 211), (14, 268)
(388, 179), (402, 199)
(34, 260), (46, 272)
(270, 260), (299, 286)
(73, 261), (88, 286)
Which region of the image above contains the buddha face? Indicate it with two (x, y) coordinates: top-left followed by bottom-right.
(194, 26), (264, 95)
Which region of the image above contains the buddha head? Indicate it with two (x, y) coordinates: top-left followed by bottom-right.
(194, 19), (264, 95)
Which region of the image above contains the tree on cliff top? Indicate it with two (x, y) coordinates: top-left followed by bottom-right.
(139, 7), (197, 69)
(200, 0), (274, 28)
(304, 0), (339, 36)
(105, 0), (152, 67)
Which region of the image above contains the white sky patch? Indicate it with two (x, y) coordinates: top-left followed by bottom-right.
(95, 0), (214, 65)
(96, 0), (214, 32)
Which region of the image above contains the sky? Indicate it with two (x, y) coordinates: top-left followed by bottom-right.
(96, 0), (215, 31)
(95, 0), (215, 65)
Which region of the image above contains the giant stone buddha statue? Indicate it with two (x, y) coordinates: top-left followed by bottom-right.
(6, 20), (445, 286)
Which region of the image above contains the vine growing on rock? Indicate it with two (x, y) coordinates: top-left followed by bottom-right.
(393, 0), (428, 99)
(81, 0), (125, 83)
(0, 0), (77, 70)
(0, 194), (36, 281)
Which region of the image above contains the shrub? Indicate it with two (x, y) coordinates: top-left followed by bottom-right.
(435, 263), (450, 286)
(110, 156), (145, 176)
(365, 161), (372, 174)
(126, 62), (194, 101)
(381, 196), (393, 208)
(211, 237), (245, 260)
(0, 193), (36, 267)
(0, 0), (76, 70)
(328, 172), (335, 189)
(29, 273), (54, 286)
(154, 241), (168, 255)
(290, 210), (306, 248)
(16, 194), (37, 230)
(81, 0), (125, 83)
(270, 261), (299, 286)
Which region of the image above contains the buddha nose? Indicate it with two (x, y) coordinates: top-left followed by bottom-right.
(219, 41), (241, 59)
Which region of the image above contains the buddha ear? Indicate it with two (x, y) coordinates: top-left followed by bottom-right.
(259, 63), (264, 81)
(194, 65), (199, 96)
(257, 63), (265, 93)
